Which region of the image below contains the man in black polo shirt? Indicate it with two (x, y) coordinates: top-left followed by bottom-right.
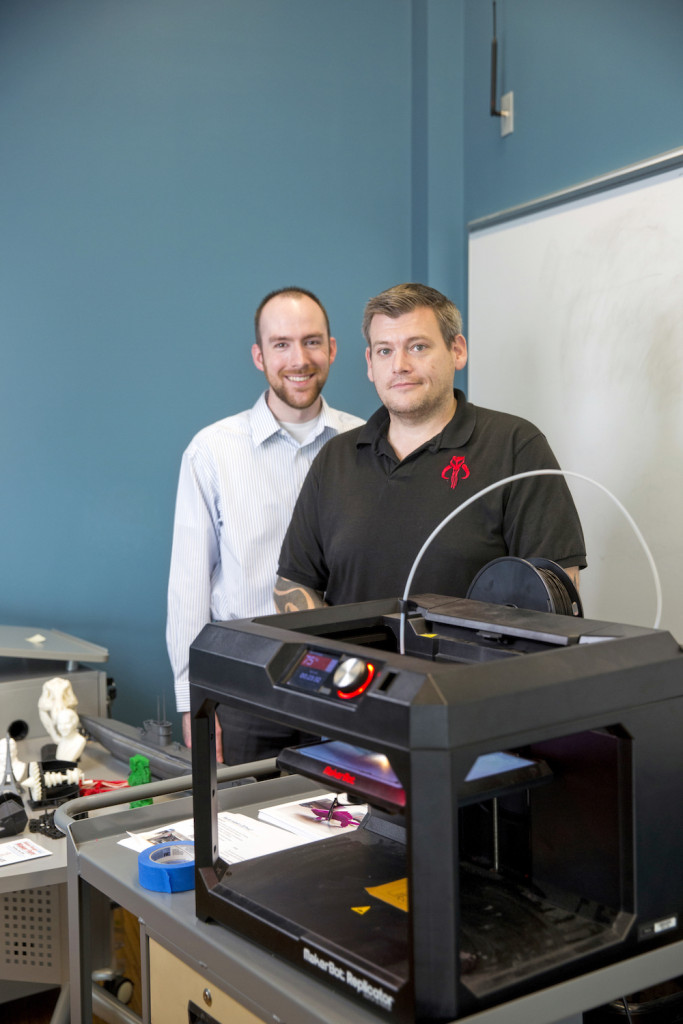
(274, 283), (585, 611)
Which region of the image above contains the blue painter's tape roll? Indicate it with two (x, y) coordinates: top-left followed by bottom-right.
(138, 841), (195, 893)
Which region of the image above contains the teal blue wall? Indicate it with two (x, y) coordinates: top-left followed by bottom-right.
(0, 0), (417, 729)
(463, 0), (683, 222)
(1, 0), (680, 733)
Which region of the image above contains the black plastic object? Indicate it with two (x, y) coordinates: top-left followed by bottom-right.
(0, 794), (28, 837)
(0, 731), (28, 836)
(103, 975), (134, 1004)
(466, 556), (583, 616)
(8, 719), (29, 741)
(29, 809), (64, 840)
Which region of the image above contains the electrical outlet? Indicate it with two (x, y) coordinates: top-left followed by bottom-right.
(501, 90), (514, 136)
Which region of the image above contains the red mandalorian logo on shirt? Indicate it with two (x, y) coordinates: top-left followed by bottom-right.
(441, 455), (470, 489)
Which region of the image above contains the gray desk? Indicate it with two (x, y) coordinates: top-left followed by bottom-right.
(63, 774), (683, 1024)
(0, 737), (126, 1018)
(0, 625), (121, 1018)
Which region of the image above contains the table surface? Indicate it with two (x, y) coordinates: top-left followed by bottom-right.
(65, 774), (683, 1024)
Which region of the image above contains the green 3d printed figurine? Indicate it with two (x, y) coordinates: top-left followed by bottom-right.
(128, 754), (152, 808)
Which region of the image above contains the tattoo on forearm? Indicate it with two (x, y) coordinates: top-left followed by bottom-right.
(274, 576), (325, 613)
(565, 566), (580, 591)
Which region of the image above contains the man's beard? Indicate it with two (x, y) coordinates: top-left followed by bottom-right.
(267, 372), (326, 411)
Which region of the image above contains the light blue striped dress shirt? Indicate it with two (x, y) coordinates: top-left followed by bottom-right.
(167, 391), (364, 711)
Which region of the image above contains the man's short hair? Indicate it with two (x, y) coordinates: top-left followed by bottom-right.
(254, 287), (331, 347)
(362, 283), (463, 347)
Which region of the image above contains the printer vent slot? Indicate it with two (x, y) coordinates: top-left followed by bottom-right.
(376, 671), (397, 693)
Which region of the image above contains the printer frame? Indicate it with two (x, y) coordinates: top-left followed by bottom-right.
(189, 595), (683, 1023)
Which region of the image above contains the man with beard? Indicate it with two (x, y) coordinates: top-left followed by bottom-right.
(275, 282), (585, 613)
(167, 287), (364, 764)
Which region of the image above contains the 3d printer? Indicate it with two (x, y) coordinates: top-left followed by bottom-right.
(189, 592), (683, 1023)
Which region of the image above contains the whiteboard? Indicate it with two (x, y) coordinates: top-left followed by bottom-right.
(468, 152), (683, 638)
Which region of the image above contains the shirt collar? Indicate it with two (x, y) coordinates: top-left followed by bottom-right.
(250, 390), (335, 447)
(357, 389), (476, 452)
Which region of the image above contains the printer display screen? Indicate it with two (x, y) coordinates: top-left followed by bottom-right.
(286, 649), (340, 692)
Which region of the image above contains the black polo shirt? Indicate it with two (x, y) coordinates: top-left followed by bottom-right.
(278, 390), (586, 606)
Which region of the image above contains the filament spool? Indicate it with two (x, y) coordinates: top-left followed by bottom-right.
(466, 557), (583, 617)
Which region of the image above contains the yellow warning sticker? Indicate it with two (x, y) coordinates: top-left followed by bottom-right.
(352, 906), (371, 915)
(365, 878), (409, 912)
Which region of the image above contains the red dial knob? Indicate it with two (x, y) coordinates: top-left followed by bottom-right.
(332, 658), (375, 699)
